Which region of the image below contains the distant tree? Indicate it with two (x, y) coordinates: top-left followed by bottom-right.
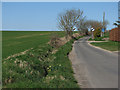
(83, 20), (103, 37)
(76, 20), (89, 35)
(85, 20), (103, 30)
(93, 28), (101, 38)
(57, 9), (86, 38)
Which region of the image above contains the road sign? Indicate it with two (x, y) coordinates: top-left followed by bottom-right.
(91, 28), (95, 31)
(102, 28), (105, 32)
(73, 28), (76, 31)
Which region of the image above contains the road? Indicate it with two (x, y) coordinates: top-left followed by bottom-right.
(70, 36), (118, 88)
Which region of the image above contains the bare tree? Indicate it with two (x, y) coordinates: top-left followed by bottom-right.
(57, 9), (85, 37)
(76, 20), (89, 35)
(76, 20), (102, 35)
(85, 20), (103, 30)
(85, 20), (109, 30)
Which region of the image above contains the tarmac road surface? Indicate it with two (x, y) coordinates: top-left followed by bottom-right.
(72, 36), (118, 88)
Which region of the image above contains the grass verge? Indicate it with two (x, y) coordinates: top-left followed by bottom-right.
(88, 32), (109, 41)
(88, 37), (105, 41)
(90, 41), (120, 51)
(2, 36), (82, 88)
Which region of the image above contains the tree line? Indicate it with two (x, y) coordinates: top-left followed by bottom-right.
(57, 9), (109, 38)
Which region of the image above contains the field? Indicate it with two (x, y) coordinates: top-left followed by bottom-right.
(2, 31), (80, 88)
(2, 31), (65, 59)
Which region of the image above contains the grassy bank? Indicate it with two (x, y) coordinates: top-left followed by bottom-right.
(3, 36), (82, 88)
(91, 41), (119, 51)
(88, 37), (105, 41)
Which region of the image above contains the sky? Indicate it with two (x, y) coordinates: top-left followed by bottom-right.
(2, 2), (118, 31)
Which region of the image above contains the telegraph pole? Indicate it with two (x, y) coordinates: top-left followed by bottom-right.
(103, 12), (105, 29)
(101, 12), (105, 37)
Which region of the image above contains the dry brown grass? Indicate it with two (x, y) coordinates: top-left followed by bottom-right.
(49, 33), (81, 48)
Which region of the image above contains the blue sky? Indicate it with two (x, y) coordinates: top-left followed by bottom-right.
(2, 2), (118, 31)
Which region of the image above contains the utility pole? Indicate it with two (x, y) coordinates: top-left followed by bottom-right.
(101, 12), (105, 37)
(103, 12), (105, 29)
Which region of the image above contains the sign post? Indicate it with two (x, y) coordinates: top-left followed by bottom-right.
(91, 28), (95, 39)
(73, 28), (76, 35)
(101, 28), (105, 37)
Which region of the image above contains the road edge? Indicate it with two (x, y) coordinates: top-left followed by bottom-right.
(69, 41), (92, 88)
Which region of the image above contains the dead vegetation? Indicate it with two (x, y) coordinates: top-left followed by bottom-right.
(49, 33), (80, 48)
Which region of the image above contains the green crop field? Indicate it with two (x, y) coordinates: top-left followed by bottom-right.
(2, 31), (65, 59)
